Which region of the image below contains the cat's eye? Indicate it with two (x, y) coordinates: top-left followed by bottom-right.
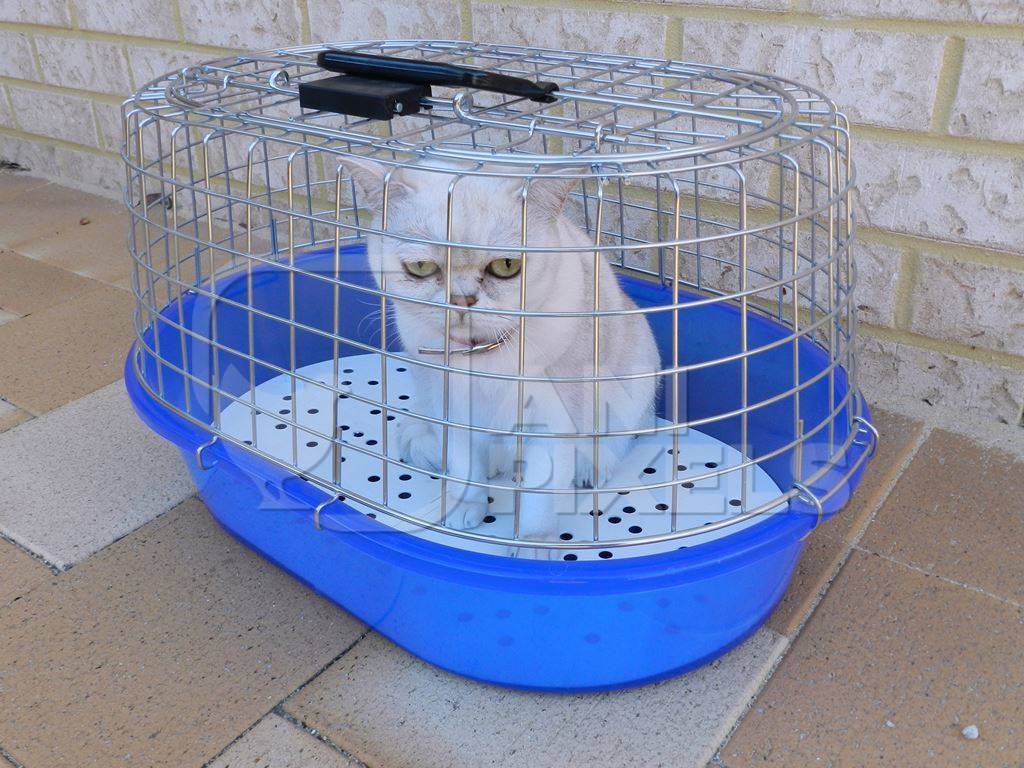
(402, 259), (440, 278)
(485, 257), (522, 279)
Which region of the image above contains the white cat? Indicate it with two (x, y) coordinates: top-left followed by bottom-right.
(340, 157), (660, 557)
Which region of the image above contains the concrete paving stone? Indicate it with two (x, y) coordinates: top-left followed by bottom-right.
(0, 398), (30, 433)
(13, 209), (135, 286)
(0, 180), (122, 251)
(0, 249), (101, 318)
(0, 380), (195, 567)
(284, 628), (787, 768)
(860, 429), (1024, 605)
(0, 498), (366, 768)
(766, 408), (925, 636)
(0, 538), (53, 608)
(721, 550), (1024, 767)
(0, 283), (135, 414)
(209, 714), (363, 768)
(0, 172), (50, 203)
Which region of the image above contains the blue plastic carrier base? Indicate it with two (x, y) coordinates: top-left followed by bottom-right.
(125, 244), (874, 692)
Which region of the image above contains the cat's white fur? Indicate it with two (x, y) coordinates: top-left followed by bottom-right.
(341, 157), (660, 557)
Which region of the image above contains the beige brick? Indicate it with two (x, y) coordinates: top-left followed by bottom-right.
(0, 30), (38, 80)
(0, 136), (61, 179)
(854, 138), (1024, 255)
(74, 0), (178, 38)
(857, 335), (1024, 424)
(36, 36), (133, 97)
(682, 20), (944, 131)
(0, 0), (70, 25)
(91, 99), (124, 152)
(910, 254), (1024, 357)
(663, 0), (787, 7)
(810, 0), (1024, 24)
(472, 4), (668, 59)
(178, 0), (302, 50)
(125, 45), (209, 90)
(854, 240), (901, 327)
(949, 39), (1024, 144)
(0, 87), (13, 131)
(6, 86), (100, 147)
(53, 146), (124, 196)
(307, 0), (461, 42)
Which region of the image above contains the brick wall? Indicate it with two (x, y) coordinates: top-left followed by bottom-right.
(1, 0), (1022, 424)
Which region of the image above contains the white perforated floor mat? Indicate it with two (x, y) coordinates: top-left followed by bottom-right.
(219, 354), (784, 560)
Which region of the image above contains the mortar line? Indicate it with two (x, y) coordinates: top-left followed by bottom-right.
(460, 0), (473, 40)
(275, 707), (374, 768)
(859, 323), (1024, 373)
(929, 36), (965, 134)
(0, 528), (62, 576)
(892, 249), (919, 331)
(858, 227), (1024, 271)
(0, 745), (25, 768)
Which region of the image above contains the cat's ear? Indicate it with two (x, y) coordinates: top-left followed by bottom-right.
(338, 155), (396, 212)
(526, 174), (580, 219)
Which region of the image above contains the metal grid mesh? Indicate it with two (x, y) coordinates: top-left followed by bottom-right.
(122, 40), (872, 555)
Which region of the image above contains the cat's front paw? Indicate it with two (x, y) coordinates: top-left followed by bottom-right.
(397, 419), (440, 472)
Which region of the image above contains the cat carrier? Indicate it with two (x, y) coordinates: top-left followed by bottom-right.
(122, 40), (876, 691)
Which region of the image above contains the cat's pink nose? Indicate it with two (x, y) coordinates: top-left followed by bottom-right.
(451, 294), (478, 308)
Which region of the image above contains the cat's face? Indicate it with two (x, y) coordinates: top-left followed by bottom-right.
(343, 159), (580, 353)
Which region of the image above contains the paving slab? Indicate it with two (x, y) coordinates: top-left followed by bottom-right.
(0, 172), (50, 204)
(210, 714), (363, 768)
(860, 429), (1024, 605)
(14, 209), (135, 286)
(0, 180), (122, 251)
(766, 408), (925, 635)
(721, 550), (1024, 767)
(0, 498), (366, 768)
(0, 380), (195, 567)
(284, 628), (787, 768)
(0, 398), (30, 433)
(0, 248), (101, 318)
(0, 283), (135, 414)
(0, 538), (53, 608)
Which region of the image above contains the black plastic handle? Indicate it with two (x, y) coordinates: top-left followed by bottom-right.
(317, 50), (558, 103)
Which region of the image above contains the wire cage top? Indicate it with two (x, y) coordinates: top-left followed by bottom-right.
(122, 39), (870, 560)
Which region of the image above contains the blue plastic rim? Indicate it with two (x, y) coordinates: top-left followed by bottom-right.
(125, 244), (874, 692)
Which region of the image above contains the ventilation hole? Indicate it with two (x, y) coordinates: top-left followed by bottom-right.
(341, 380), (352, 386)
(306, 441), (318, 448)
(370, 409), (381, 415)
(729, 498), (742, 507)
(278, 409), (290, 415)
(622, 505), (636, 514)
(705, 461), (718, 468)
(598, 550), (613, 559)
(340, 424), (350, 431)
(338, 495), (346, 502)
(429, 475), (439, 480)
(559, 532), (573, 541)
(682, 481), (695, 489)
(398, 491), (411, 499)
(243, 440), (252, 445)
(366, 439), (378, 446)
(677, 464), (687, 472)
(307, 408), (319, 414)
(643, 467), (656, 475)
(367, 512), (376, 518)
(588, 509), (603, 517)
(628, 525), (642, 534)
(343, 368), (354, 374)
(655, 503), (669, 511)
(368, 475), (380, 482)
(398, 394), (410, 401)
(338, 394), (348, 399)
(563, 553), (577, 561)
(340, 456), (346, 462)
(397, 366), (407, 372)
(367, 380), (379, 385)
(667, 448), (674, 455)
(353, 431), (364, 437)
(608, 516), (621, 524)
(275, 423), (287, 430)
(617, 490), (630, 495)
(386, 415), (396, 421)
(487, 496), (495, 504)
(399, 473), (412, 481)
(483, 515), (496, 524)
(282, 395), (292, 401)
